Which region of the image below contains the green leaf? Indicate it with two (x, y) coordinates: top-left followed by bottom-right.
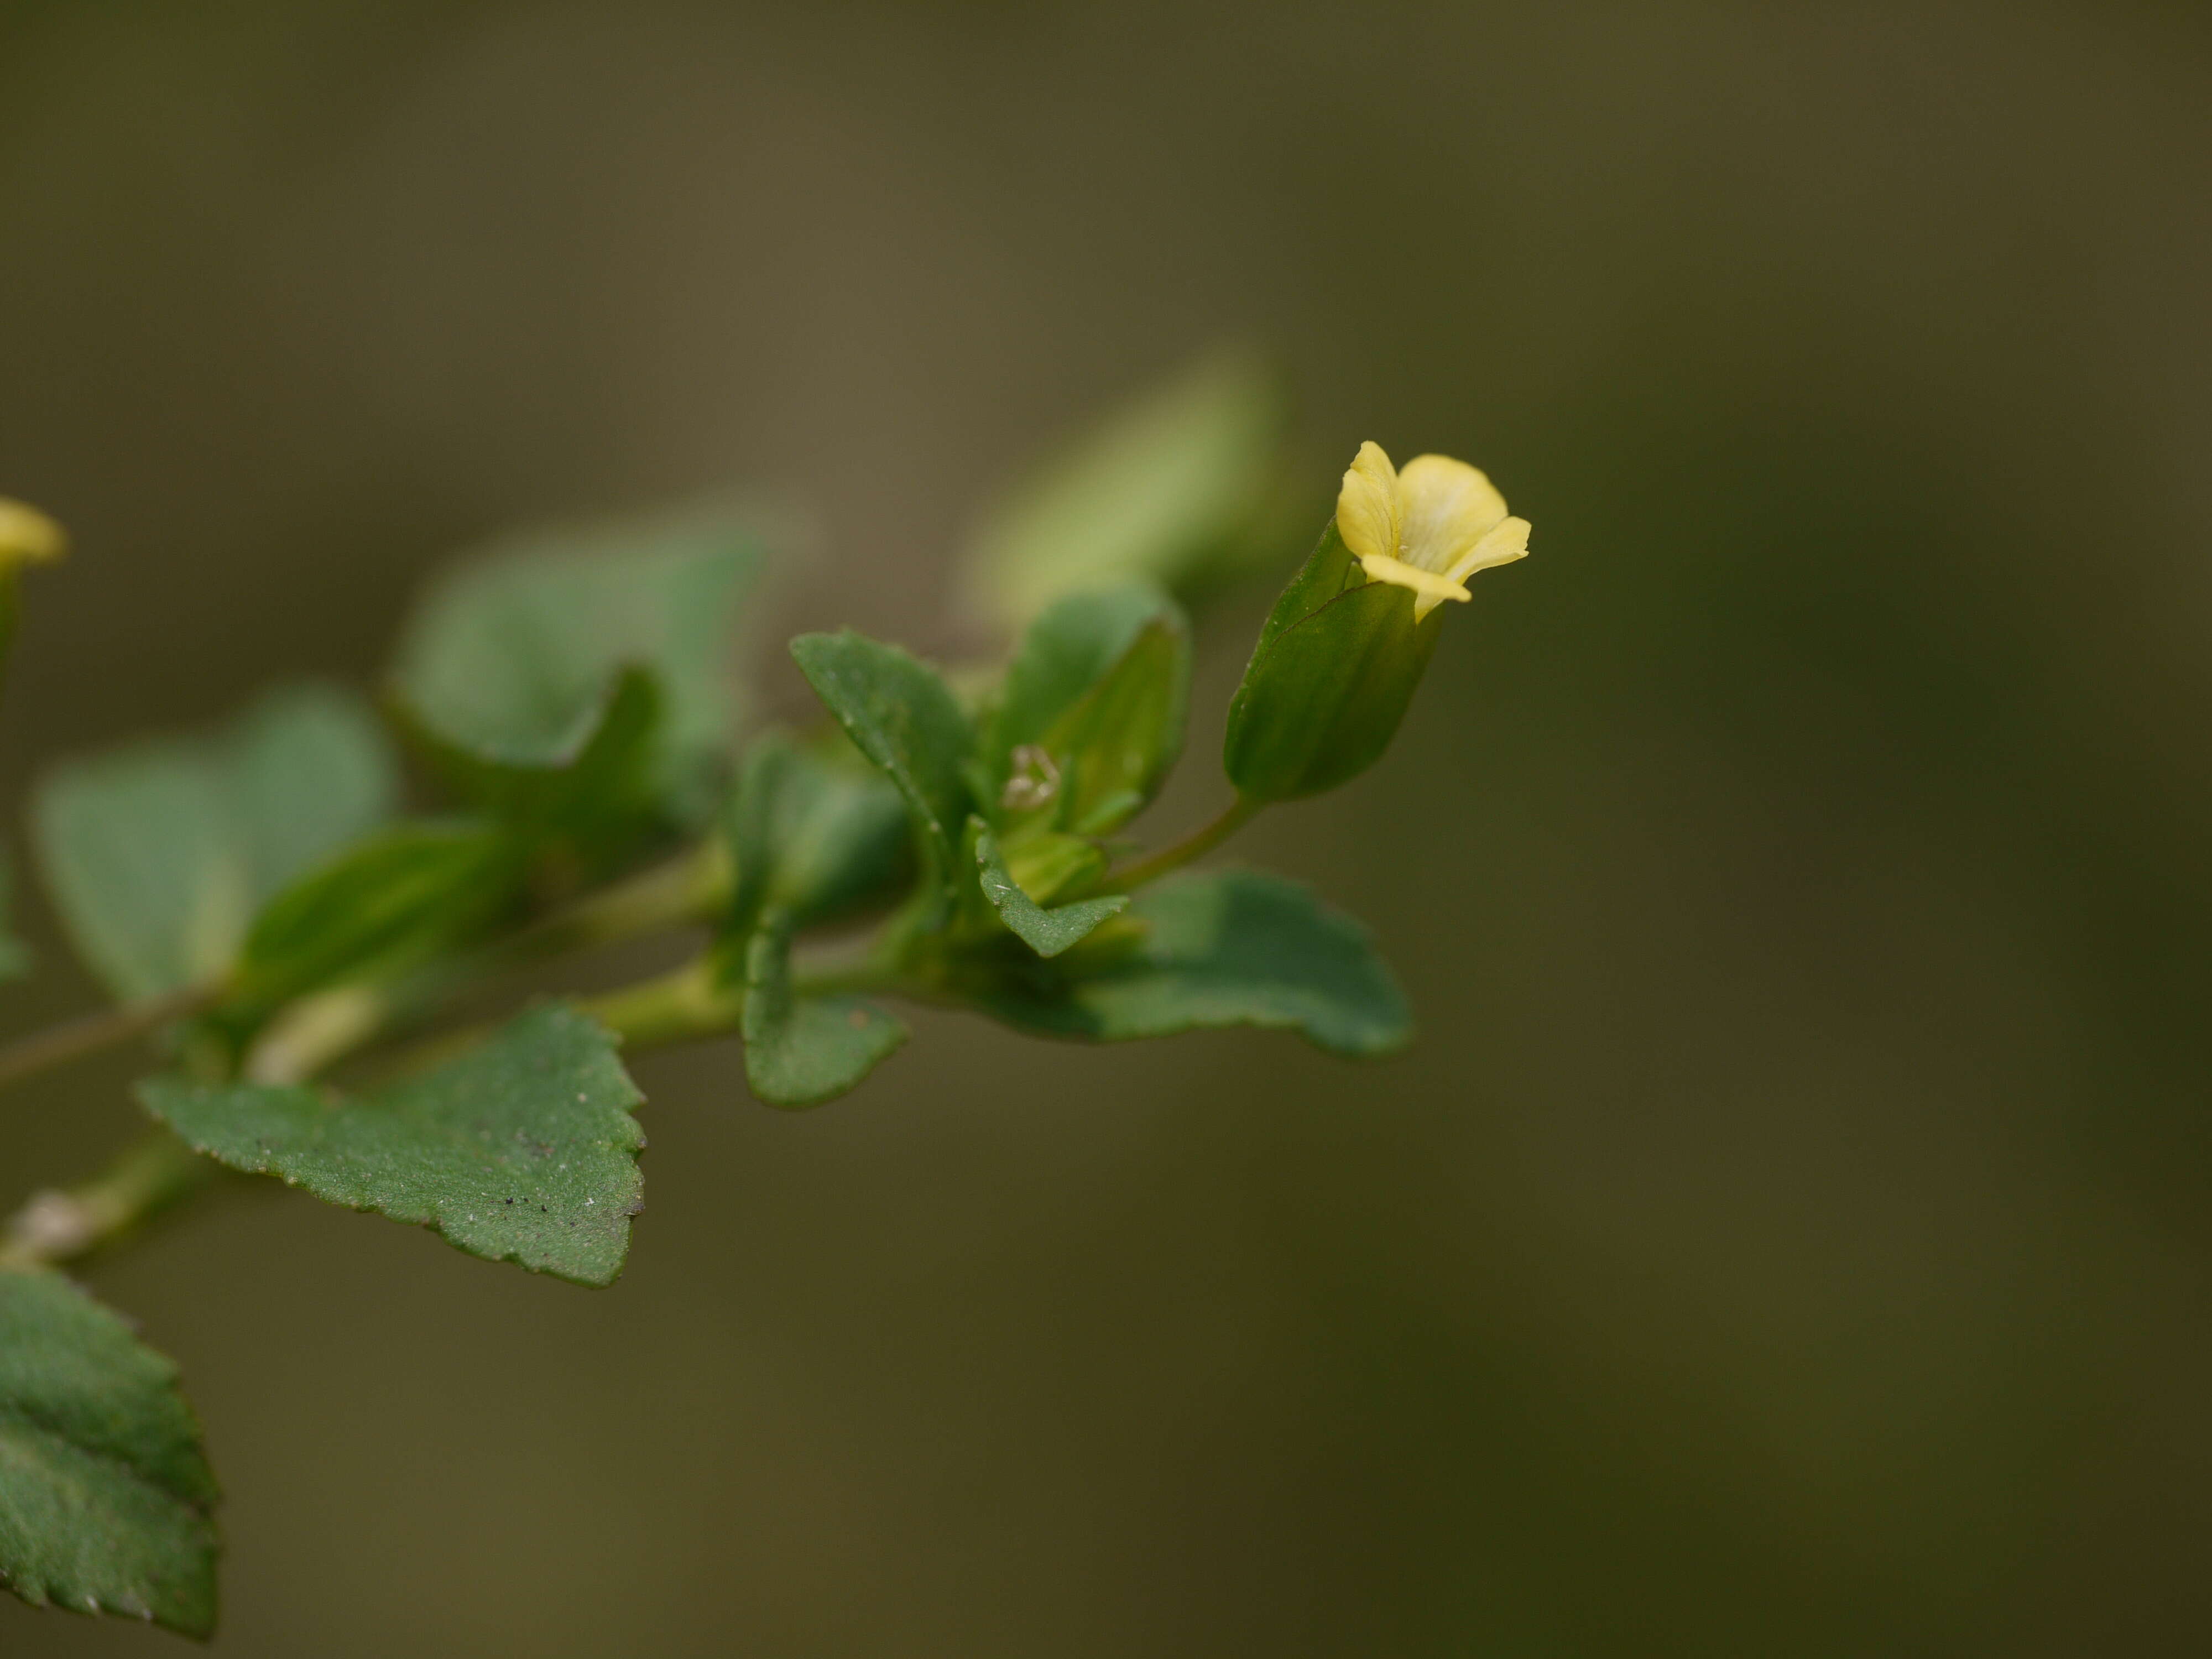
(1033, 616), (1191, 837)
(0, 1270), (218, 1638)
(393, 665), (666, 860)
(390, 504), (764, 827)
(963, 870), (1410, 1056)
(789, 631), (974, 910)
(1223, 523), (1441, 803)
(228, 821), (520, 1013)
(970, 818), (1127, 959)
(724, 729), (911, 937)
(961, 349), (1288, 628)
(31, 685), (400, 1001)
(740, 912), (906, 1107)
(140, 1005), (645, 1287)
(986, 586), (1177, 780)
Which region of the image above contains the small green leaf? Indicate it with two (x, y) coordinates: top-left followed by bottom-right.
(724, 730), (910, 938)
(970, 818), (1127, 959)
(789, 631), (974, 910)
(393, 665), (666, 860)
(228, 821), (520, 1013)
(961, 349), (1288, 628)
(0, 1270), (218, 1638)
(964, 870), (1410, 1056)
(1032, 616), (1190, 837)
(998, 828), (1108, 908)
(1223, 523), (1440, 803)
(140, 1005), (645, 1287)
(740, 912), (906, 1107)
(986, 586), (1177, 780)
(391, 504), (764, 826)
(31, 685), (400, 1001)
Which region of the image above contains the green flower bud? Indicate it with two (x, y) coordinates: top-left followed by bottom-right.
(1223, 444), (1529, 803)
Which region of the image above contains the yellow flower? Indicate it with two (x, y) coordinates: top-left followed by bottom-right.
(1335, 442), (1528, 621)
(0, 498), (66, 570)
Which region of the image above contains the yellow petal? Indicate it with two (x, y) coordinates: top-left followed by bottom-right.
(1441, 515), (1531, 585)
(1395, 454), (1507, 575)
(1335, 441), (1401, 564)
(0, 498), (66, 570)
(1358, 551), (1470, 621)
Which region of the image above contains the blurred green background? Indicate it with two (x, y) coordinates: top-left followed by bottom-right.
(6, 1), (2212, 1652)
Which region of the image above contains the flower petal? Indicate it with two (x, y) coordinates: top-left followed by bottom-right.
(1441, 515), (1531, 585)
(1358, 551), (1470, 620)
(1335, 442), (1401, 565)
(0, 498), (66, 570)
(1395, 455), (1507, 575)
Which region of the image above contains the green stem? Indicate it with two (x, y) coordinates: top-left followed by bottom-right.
(0, 1130), (214, 1272)
(1098, 795), (1264, 893)
(0, 982), (215, 1098)
(575, 959), (745, 1050)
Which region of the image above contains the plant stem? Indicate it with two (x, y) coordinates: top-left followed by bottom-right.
(574, 959), (745, 1051)
(0, 983), (214, 1098)
(0, 1130), (214, 1272)
(491, 841), (730, 966)
(1098, 795), (1264, 893)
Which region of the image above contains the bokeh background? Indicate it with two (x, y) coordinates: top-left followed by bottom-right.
(6, 1), (2212, 1652)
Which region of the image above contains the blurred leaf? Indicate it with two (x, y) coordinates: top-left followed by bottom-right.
(966, 870), (1409, 1056)
(390, 504), (764, 827)
(228, 820), (520, 1014)
(790, 630), (974, 912)
(962, 348), (1288, 629)
(140, 1005), (644, 1287)
(970, 818), (1126, 958)
(724, 729), (910, 938)
(1223, 523), (1440, 803)
(0, 1270), (218, 1639)
(393, 665), (666, 864)
(30, 685), (400, 1002)
(740, 911), (905, 1108)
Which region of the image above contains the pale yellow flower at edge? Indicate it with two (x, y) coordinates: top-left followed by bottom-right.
(1335, 441), (1529, 621)
(0, 498), (66, 570)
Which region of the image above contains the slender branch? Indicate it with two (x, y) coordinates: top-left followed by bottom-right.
(0, 982), (215, 1098)
(487, 841), (730, 967)
(0, 1130), (214, 1272)
(1098, 795), (1263, 893)
(574, 959), (745, 1051)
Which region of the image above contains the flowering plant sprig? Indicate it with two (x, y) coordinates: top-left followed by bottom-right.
(0, 358), (1528, 1639)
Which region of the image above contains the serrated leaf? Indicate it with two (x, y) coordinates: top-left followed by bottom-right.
(964, 870), (1410, 1056)
(0, 1270), (218, 1638)
(724, 729), (910, 938)
(740, 912), (906, 1107)
(789, 631), (974, 910)
(31, 685), (400, 1001)
(140, 1005), (644, 1286)
(228, 821), (520, 1014)
(390, 505), (764, 827)
(970, 818), (1126, 959)
(961, 349), (1287, 628)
